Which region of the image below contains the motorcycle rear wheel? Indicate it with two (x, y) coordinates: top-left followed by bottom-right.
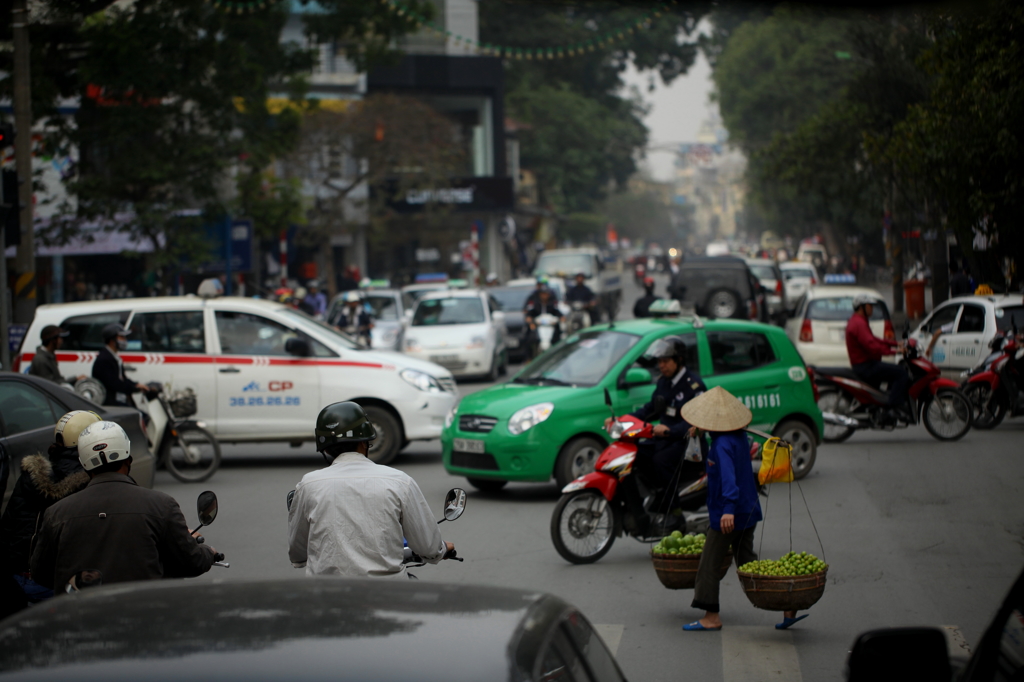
(961, 383), (1006, 429)
(922, 389), (972, 441)
(550, 490), (618, 564)
(161, 424), (221, 483)
(816, 389), (856, 443)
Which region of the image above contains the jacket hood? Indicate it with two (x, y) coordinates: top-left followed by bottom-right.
(21, 454), (89, 501)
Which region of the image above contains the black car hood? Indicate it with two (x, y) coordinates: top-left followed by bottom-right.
(0, 578), (553, 682)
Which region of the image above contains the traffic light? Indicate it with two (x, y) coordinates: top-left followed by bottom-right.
(0, 123), (14, 150)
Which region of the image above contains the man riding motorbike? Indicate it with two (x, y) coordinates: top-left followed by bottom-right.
(287, 402), (454, 578)
(603, 335), (707, 536)
(633, 276), (660, 318)
(333, 291), (374, 346)
(92, 324), (149, 408)
(0, 411), (100, 603)
(524, 286), (564, 356)
(524, 274), (559, 310)
(566, 272), (597, 311)
(846, 293), (908, 422)
(30, 421), (217, 590)
(28, 325), (87, 386)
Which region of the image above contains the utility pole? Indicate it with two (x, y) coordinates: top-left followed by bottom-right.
(1, 172), (9, 371)
(13, 0), (36, 323)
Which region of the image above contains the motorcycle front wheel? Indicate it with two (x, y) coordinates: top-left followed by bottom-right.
(161, 424), (222, 483)
(550, 490), (619, 564)
(961, 383), (1007, 429)
(922, 389), (972, 441)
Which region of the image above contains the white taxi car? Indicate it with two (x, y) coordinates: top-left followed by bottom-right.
(15, 297), (458, 464)
(779, 262), (820, 313)
(909, 294), (1024, 373)
(403, 289), (508, 380)
(785, 285), (894, 367)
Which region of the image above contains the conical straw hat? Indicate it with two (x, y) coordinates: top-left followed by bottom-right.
(680, 386), (752, 432)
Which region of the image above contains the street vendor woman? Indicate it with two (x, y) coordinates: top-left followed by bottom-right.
(679, 386), (808, 632)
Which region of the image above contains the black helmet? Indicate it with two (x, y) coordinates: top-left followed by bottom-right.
(639, 335), (688, 368)
(101, 323), (130, 344)
(315, 401), (376, 452)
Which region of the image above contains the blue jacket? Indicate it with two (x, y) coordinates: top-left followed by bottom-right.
(705, 430), (762, 532)
(630, 368), (706, 441)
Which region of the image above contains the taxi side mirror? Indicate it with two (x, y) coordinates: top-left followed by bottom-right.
(285, 337), (311, 357)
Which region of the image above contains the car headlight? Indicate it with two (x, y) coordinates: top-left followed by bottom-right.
(405, 337), (420, 352)
(445, 405), (458, 428)
(467, 335), (486, 349)
(400, 369), (443, 393)
(381, 329), (397, 343)
(508, 402), (554, 436)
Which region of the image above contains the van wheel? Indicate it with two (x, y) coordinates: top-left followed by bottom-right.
(362, 405), (402, 465)
(773, 420), (816, 479)
(554, 437), (605, 489)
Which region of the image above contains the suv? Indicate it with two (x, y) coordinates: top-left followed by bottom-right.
(15, 297), (457, 465)
(441, 316), (824, 491)
(669, 256), (764, 321)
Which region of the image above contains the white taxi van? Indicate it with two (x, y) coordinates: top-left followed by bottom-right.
(15, 297), (458, 464)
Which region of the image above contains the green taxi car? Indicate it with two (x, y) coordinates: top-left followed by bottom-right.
(441, 316), (824, 491)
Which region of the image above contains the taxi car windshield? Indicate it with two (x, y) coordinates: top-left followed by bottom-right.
(516, 330), (640, 387)
(413, 298), (485, 326)
(279, 308), (361, 349)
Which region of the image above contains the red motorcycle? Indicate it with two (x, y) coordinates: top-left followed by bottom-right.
(960, 330), (1024, 429)
(549, 392), (709, 564)
(813, 338), (972, 442)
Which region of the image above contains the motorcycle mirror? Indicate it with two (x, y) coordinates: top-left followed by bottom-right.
(286, 489), (295, 512)
(603, 388), (612, 407)
(197, 491), (218, 527)
(439, 488), (467, 523)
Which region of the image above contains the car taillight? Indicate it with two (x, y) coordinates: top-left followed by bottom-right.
(811, 278), (817, 285)
(799, 318), (813, 342)
(775, 280), (783, 295)
(11, 354), (21, 373)
(884, 319), (895, 341)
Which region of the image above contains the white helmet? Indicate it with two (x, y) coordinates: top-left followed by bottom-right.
(54, 410), (102, 448)
(852, 293), (878, 309)
(77, 421), (132, 472)
(343, 291), (361, 304)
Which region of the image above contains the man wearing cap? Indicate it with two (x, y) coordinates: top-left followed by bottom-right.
(92, 324), (149, 408)
(28, 326), (87, 386)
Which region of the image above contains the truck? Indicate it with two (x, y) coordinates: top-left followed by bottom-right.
(532, 247), (622, 321)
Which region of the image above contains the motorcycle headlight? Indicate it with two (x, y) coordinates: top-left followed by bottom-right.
(444, 405), (458, 428)
(508, 402), (554, 436)
(609, 421), (627, 440)
(467, 335), (486, 350)
(400, 369), (443, 393)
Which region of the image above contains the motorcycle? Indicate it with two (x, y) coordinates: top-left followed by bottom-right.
(813, 338), (972, 442)
(285, 487), (465, 578)
(549, 391), (709, 565)
(532, 313), (561, 356)
(960, 328), (1024, 429)
(73, 380), (221, 483)
(66, 491), (228, 593)
(566, 301), (592, 334)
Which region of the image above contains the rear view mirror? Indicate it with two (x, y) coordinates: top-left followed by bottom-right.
(846, 627), (950, 682)
(603, 388), (612, 407)
(440, 488), (467, 522)
(624, 367), (653, 386)
(285, 337), (311, 357)
(286, 489), (295, 512)
(197, 491), (218, 526)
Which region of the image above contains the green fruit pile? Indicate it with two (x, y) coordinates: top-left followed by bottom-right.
(652, 531), (706, 555)
(739, 551), (827, 576)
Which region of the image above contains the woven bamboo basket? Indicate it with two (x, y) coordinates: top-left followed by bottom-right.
(736, 568), (828, 611)
(650, 551), (732, 590)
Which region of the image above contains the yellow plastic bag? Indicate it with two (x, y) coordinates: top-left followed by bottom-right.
(758, 437), (794, 484)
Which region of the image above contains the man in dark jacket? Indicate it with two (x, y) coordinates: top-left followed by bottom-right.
(30, 421), (216, 590)
(92, 324), (148, 408)
(633, 277), (660, 318)
(0, 411), (99, 601)
(28, 326), (86, 386)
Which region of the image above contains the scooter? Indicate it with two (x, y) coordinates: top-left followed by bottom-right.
(960, 328), (1024, 429)
(549, 391), (709, 565)
(66, 491), (228, 593)
(533, 313), (561, 355)
(813, 338), (972, 442)
(566, 301), (592, 334)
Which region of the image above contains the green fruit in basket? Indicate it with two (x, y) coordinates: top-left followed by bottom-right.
(670, 530), (683, 539)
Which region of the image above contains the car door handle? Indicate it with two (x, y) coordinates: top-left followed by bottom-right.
(219, 367), (241, 374)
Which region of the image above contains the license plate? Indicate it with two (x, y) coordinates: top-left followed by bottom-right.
(453, 438), (485, 454)
(430, 354), (460, 363)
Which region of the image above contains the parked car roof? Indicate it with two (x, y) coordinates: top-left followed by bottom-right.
(679, 256), (748, 267)
(0, 578), (619, 682)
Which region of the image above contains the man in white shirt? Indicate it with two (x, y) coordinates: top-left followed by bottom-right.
(288, 402), (454, 578)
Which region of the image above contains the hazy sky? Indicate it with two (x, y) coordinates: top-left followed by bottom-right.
(621, 46), (716, 182)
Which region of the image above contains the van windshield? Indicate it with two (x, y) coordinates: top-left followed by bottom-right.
(278, 309), (361, 349)
(534, 253), (595, 278)
(515, 331), (640, 387)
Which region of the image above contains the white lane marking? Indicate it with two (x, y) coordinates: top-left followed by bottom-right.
(594, 624), (624, 656)
(723, 626), (802, 682)
(942, 625), (971, 656)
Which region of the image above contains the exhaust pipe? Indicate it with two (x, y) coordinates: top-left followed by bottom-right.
(822, 411), (859, 427)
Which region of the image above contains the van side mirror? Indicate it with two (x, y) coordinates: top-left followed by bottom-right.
(285, 337), (311, 357)
(622, 367), (653, 387)
(846, 627), (950, 682)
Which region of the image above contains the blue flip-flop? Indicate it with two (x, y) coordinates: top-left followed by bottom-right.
(683, 621), (722, 631)
(775, 614), (809, 630)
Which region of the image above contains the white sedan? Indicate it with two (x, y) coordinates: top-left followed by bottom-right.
(403, 289), (508, 380)
(785, 285), (894, 367)
(909, 294), (1024, 373)
(780, 262), (820, 313)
